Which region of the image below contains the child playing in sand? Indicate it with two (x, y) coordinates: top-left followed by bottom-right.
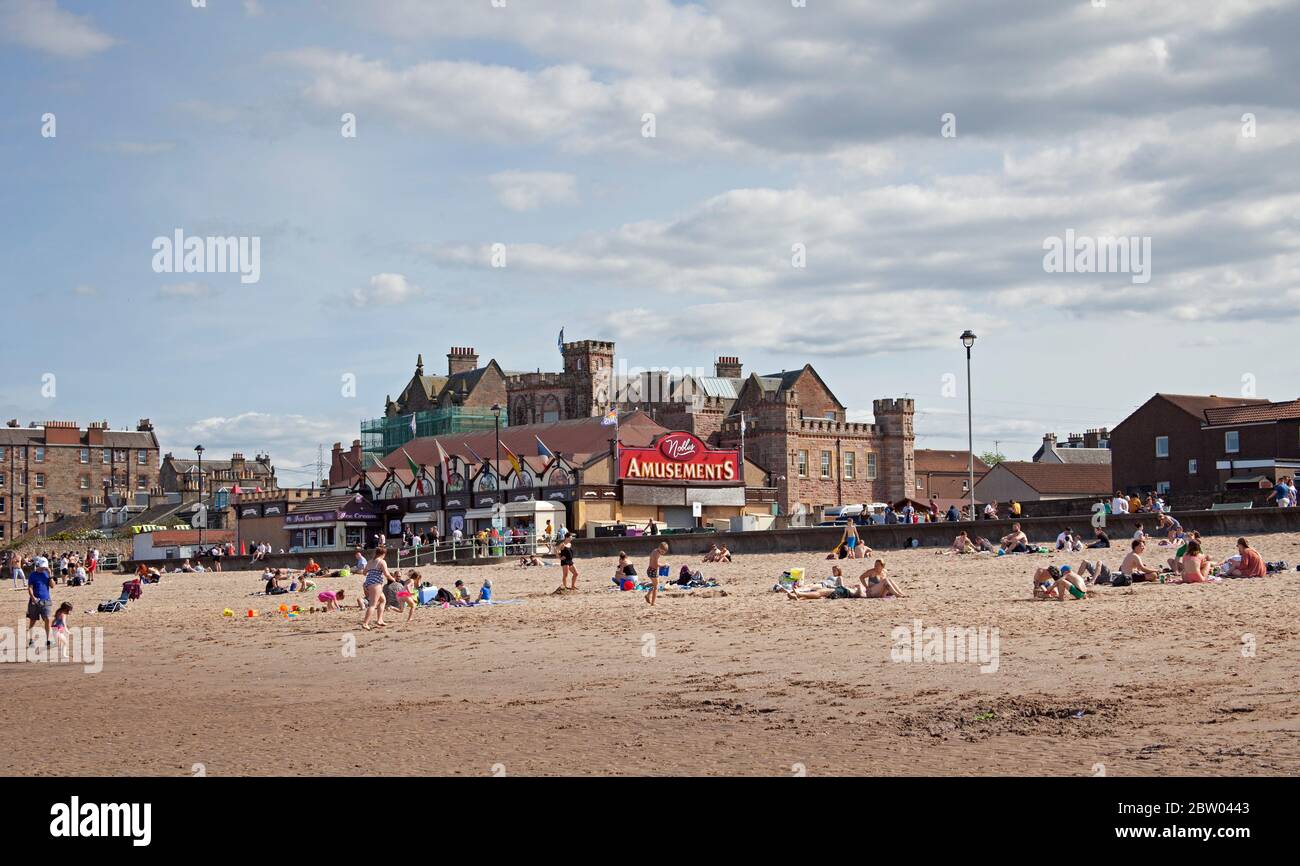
(479, 579), (493, 602)
(52, 601), (73, 660)
(453, 580), (472, 606)
(318, 588), (346, 611)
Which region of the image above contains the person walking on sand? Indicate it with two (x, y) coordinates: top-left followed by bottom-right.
(360, 546), (392, 630)
(558, 534), (578, 589)
(26, 556), (55, 649)
(646, 542), (668, 606)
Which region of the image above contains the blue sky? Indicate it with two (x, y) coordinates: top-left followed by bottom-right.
(3, 0), (1299, 479)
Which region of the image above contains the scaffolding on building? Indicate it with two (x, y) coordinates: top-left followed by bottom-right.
(360, 408), (504, 460)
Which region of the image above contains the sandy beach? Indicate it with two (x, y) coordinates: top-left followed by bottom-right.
(2, 534), (1297, 777)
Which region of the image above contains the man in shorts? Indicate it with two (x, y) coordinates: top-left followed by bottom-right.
(26, 556), (55, 648)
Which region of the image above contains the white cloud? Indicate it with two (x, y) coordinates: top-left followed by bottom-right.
(243, 0), (263, 17)
(349, 273), (423, 307)
(1, 0), (115, 58)
(159, 282), (211, 299)
(165, 412), (354, 473)
(72, 283), (96, 296)
(489, 171), (578, 212)
(102, 141), (176, 156)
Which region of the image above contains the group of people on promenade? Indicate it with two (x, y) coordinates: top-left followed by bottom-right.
(3, 548), (100, 588)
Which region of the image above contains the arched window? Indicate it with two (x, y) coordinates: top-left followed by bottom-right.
(548, 467), (572, 487)
(447, 472), (466, 493)
(542, 394), (561, 423)
(476, 471), (498, 491)
(514, 470), (534, 489)
(512, 398), (532, 426)
(413, 478), (432, 495)
(381, 481), (402, 500)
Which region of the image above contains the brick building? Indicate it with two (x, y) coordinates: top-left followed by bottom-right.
(507, 340), (615, 425)
(1110, 393), (1267, 494)
(160, 451), (276, 495)
(714, 367), (915, 516)
(914, 450), (988, 502)
(1200, 399), (1300, 489)
(0, 419), (160, 543)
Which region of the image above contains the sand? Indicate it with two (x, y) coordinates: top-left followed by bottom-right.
(1, 533), (1297, 777)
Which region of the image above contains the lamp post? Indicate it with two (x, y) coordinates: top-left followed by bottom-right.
(491, 404), (502, 528)
(194, 444), (205, 547)
(960, 330), (977, 521)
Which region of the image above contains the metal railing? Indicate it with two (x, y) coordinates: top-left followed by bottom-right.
(395, 530), (550, 567)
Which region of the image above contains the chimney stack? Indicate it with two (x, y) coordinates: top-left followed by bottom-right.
(715, 355), (743, 379)
(447, 346), (478, 376)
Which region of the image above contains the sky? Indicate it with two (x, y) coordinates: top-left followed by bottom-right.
(2, 0), (1298, 483)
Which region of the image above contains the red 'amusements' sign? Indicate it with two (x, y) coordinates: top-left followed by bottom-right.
(618, 431), (740, 482)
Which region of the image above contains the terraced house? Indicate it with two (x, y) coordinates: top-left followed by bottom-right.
(0, 419), (160, 543)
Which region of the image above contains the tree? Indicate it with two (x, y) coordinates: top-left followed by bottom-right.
(979, 451), (1006, 467)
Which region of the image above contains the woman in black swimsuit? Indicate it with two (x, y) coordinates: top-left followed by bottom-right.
(559, 536), (578, 589)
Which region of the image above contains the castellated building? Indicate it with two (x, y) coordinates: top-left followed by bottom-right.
(376, 339), (915, 515)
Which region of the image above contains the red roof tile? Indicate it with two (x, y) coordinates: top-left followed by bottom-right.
(1202, 399), (1300, 426)
(994, 461), (1113, 495)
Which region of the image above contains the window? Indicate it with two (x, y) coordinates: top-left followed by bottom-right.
(796, 450), (808, 478)
(1225, 431), (1240, 453)
(1156, 482), (1171, 494)
(80, 498), (90, 514)
(824, 412), (835, 421)
(137, 476), (148, 491)
(79, 476), (89, 489)
(34, 447), (45, 463)
(0, 472), (4, 488)
(843, 452), (856, 480)
(0, 446), (5, 460)
(115, 450), (127, 462)
(346, 527), (364, 547)
(866, 452), (878, 481)
(1155, 436), (1169, 458)
(138, 450), (148, 465)
(916, 479), (924, 491)
(1188, 459), (1198, 475)
(102, 449), (110, 464)
(0, 496), (5, 513)
(820, 451), (831, 479)
(0, 525), (4, 539)
(34, 473), (45, 488)
(34, 497), (45, 514)
(80, 448), (90, 463)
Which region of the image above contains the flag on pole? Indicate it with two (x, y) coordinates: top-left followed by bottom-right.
(535, 435), (554, 459)
(401, 447), (420, 478)
(434, 441), (451, 486)
(500, 439), (523, 477)
(232, 484), (242, 496)
(601, 408), (618, 426)
(408, 414), (417, 437)
(557, 327), (565, 350)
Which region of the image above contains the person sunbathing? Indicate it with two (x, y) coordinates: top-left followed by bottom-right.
(786, 560), (903, 599)
(612, 552), (638, 587)
(951, 531), (977, 554)
(1223, 537), (1266, 578)
(717, 545), (733, 563)
(517, 554), (543, 567)
(703, 543), (723, 563)
(1000, 524), (1031, 553)
(1118, 539), (1162, 583)
(1177, 540), (1214, 583)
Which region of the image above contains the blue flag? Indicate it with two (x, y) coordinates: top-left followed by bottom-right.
(535, 435), (554, 459)
(557, 327), (564, 350)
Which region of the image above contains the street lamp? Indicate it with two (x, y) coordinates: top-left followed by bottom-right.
(960, 330), (977, 521)
(194, 444), (205, 547)
(492, 401), (502, 502)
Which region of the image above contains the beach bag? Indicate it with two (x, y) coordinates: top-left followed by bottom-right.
(1111, 573), (1132, 587)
